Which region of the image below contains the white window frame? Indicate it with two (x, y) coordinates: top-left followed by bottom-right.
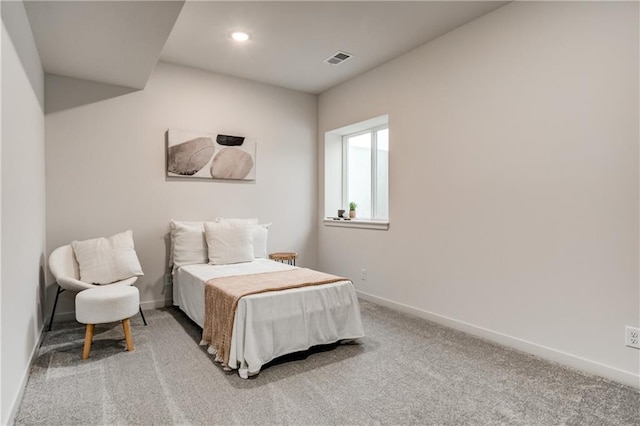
(342, 125), (388, 220)
(323, 114), (389, 230)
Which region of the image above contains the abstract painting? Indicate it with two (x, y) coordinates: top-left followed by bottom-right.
(167, 129), (256, 180)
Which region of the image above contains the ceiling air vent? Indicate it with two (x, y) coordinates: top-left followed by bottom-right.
(324, 51), (353, 66)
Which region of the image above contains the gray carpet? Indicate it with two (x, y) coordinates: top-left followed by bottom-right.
(15, 300), (640, 425)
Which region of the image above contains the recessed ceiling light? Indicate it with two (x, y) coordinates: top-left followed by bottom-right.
(230, 31), (250, 42)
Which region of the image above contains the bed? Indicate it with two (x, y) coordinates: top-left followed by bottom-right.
(170, 221), (364, 378)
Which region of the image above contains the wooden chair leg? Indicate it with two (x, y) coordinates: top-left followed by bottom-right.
(122, 318), (134, 352)
(82, 324), (94, 359)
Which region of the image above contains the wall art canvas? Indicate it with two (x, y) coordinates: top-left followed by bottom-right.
(167, 129), (256, 180)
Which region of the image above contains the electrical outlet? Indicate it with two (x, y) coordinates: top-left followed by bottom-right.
(360, 268), (367, 281)
(625, 326), (639, 349)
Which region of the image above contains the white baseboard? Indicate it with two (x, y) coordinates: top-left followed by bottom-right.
(140, 298), (172, 310)
(49, 310), (76, 323)
(5, 323), (46, 425)
(356, 290), (640, 389)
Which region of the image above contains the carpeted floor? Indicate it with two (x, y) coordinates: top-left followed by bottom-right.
(15, 300), (640, 425)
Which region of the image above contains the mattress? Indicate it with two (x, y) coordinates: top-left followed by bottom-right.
(173, 259), (364, 378)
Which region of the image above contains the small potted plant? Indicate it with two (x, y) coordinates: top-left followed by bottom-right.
(349, 201), (357, 218)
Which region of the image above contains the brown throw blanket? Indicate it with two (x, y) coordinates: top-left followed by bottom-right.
(202, 268), (347, 366)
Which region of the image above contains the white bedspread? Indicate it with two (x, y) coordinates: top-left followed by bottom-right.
(173, 259), (364, 378)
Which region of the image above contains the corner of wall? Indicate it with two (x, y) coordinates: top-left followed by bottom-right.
(1, 0), (46, 422)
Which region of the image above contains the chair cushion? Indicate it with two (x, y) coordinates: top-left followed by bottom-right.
(76, 286), (139, 324)
(71, 230), (144, 284)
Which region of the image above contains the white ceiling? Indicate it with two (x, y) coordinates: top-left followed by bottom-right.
(161, 1), (508, 94)
(24, 1), (184, 89)
(23, 1), (508, 94)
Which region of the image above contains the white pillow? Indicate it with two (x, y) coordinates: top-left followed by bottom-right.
(169, 221), (208, 269)
(71, 230), (144, 284)
(204, 222), (254, 265)
(253, 223), (271, 258)
(215, 218), (269, 258)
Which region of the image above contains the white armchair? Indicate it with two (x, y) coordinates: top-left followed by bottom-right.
(48, 245), (147, 330)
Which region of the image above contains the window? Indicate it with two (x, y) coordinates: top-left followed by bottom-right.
(324, 115), (389, 229)
(343, 126), (388, 220)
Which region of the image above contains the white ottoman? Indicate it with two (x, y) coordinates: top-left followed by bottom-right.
(75, 286), (139, 359)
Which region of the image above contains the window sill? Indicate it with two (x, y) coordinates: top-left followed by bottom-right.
(323, 218), (389, 230)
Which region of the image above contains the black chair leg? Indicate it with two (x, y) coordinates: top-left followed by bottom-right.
(48, 285), (65, 331)
(139, 306), (147, 326)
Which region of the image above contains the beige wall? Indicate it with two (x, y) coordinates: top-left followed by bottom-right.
(6, 4), (638, 417)
(1, 1), (46, 422)
(318, 1), (639, 386)
(45, 62), (318, 319)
